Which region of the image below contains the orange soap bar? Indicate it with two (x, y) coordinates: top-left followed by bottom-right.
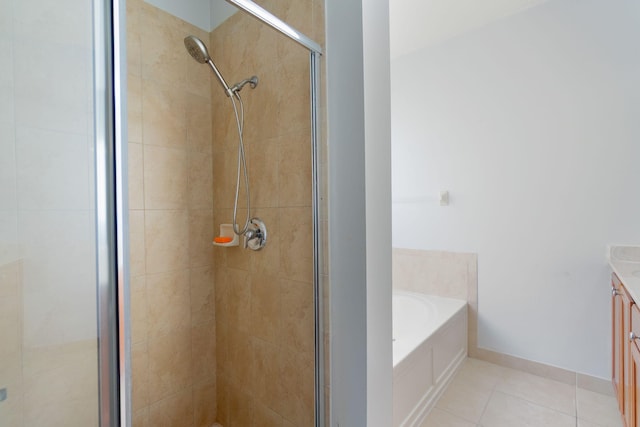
(214, 236), (233, 244)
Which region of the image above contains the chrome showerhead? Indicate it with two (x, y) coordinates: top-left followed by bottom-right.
(184, 35), (210, 64)
(184, 35), (232, 96)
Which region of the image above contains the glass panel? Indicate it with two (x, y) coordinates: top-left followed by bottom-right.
(126, 0), (324, 425)
(0, 0), (100, 425)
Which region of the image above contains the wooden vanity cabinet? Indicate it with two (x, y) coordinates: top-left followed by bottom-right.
(612, 272), (640, 427)
(628, 303), (640, 427)
(614, 273), (624, 413)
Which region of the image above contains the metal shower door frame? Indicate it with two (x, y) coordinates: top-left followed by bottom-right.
(95, 0), (130, 425)
(98, 0), (324, 425)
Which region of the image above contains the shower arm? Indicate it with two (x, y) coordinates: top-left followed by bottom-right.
(206, 59), (234, 97)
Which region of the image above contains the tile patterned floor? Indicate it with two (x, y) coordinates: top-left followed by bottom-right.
(420, 358), (622, 427)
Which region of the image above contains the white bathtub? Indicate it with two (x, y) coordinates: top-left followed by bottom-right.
(393, 291), (467, 427)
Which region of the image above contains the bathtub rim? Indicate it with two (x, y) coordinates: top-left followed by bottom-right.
(392, 290), (467, 368)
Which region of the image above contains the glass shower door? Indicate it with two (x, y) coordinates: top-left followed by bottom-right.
(0, 0), (105, 425)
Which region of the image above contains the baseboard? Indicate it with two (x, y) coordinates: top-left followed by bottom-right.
(470, 347), (614, 396)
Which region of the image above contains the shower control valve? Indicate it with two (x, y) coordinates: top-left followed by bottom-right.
(243, 217), (267, 251)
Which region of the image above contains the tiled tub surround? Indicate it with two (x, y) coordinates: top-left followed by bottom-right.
(393, 291), (467, 427)
(393, 248), (478, 351)
(393, 248), (613, 395)
(127, 1), (217, 426)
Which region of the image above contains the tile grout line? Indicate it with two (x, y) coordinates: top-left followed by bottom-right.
(474, 375), (502, 427)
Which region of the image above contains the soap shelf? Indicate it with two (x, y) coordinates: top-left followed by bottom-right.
(213, 224), (239, 247)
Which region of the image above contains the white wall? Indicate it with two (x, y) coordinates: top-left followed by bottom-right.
(363, 0), (393, 425)
(210, 0), (238, 30)
(391, 0), (640, 379)
(326, 0), (392, 424)
(144, 0), (212, 31)
(144, 0), (237, 32)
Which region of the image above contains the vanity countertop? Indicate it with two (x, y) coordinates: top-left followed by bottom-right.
(609, 245), (640, 302)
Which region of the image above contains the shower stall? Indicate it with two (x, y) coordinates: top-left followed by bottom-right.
(0, 0), (326, 425)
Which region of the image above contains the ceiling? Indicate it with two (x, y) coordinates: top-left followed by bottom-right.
(390, 0), (551, 59)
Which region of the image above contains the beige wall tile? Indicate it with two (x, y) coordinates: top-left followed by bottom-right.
(215, 314), (228, 377)
(227, 329), (254, 390)
(142, 80), (186, 149)
(193, 379), (217, 427)
(191, 321), (216, 383)
(129, 210), (146, 277)
(253, 401), (284, 427)
(0, 349), (23, 396)
(212, 149), (239, 210)
(279, 207), (313, 282)
(214, 267), (229, 328)
(132, 408), (149, 427)
(132, 341), (149, 412)
(145, 210), (189, 274)
(148, 330), (192, 403)
(185, 55), (212, 100)
(228, 382), (254, 427)
(126, 0), (142, 37)
(251, 337), (284, 415)
(0, 295), (21, 356)
(280, 279), (314, 355)
(247, 135), (279, 208)
(392, 248), (472, 300)
(188, 209), (213, 268)
(140, 4), (187, 88)
(278, 129), (312, 207)
(279, 350), (314, 426)
(127, 33), (142, 77)
(128, 143), (144, 209)
(250, 274), (281, 343)
(224, 231), (251, 270)
(188, 151), (213, 210)
(216, 376), (229, 427)
(130, 276), (148, 344)
(211, 101), (238, 155)
(143, 145), (188, 210)
(146, 270), (191, 339)
(128, 74), (143, 143)
(148, 387), (194, 427)
(244, 66), (282, 143)
(190, 266), (215, 326)
(275, 55), (311, 134)
(227, 267), (251, 332)
(186, 94), (213, 154)
(22, 341), (98, 423)
(23, 397), (99, 427)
